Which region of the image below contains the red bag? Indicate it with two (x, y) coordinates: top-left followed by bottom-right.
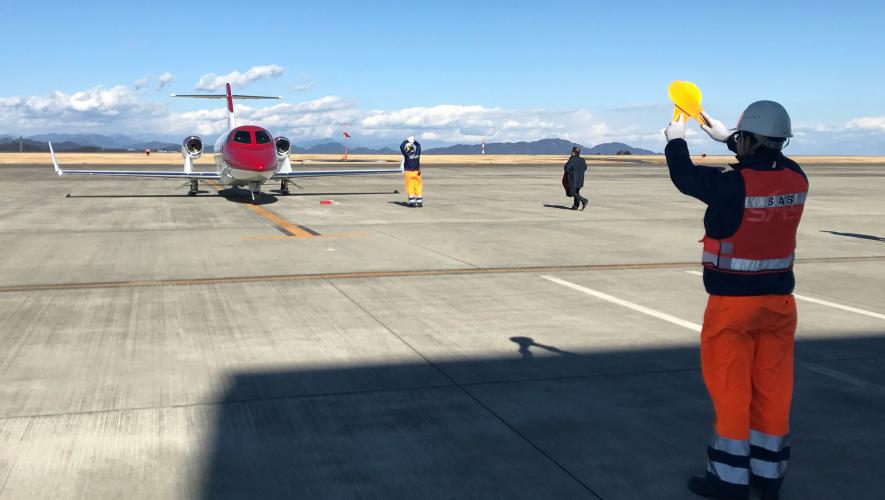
(562, 172), (570, 196)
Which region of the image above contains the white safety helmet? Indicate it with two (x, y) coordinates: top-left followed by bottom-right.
(406, 136), (415, 144)
(734, 100), (792, 139)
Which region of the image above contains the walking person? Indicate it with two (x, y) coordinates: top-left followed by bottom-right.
(400, 136), (423, 207)
(664, 101), (807, 500)
(564, 146), (588, 210)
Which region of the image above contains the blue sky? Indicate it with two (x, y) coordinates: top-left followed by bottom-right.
(2, 0), (884, 153)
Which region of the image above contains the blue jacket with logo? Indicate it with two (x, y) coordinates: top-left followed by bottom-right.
(400, 141), (421, 171)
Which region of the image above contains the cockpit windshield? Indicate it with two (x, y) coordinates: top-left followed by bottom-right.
(254, 130), (272, 144)
(232, 130), (252, 144)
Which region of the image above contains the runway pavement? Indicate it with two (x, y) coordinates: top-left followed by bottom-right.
(0, 160), (883, 499)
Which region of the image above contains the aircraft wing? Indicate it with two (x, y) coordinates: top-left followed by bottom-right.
(49, 142), (220, 179)
(272, 167), (404, 179)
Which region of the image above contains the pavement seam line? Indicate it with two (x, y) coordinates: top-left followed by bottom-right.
(323, 279), (603, 500)
(370, 226), (480, 268)
(3, 256), (883, 294)
(544, 274), (885, 396)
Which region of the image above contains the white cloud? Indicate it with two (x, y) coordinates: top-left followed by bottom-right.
(133, 75), (150, 90)
(846, 116), (885, 131)
(157, 72), (174, 90)
(292, 80), (316, 92)
(2, 83), (883, 154)
(195, 65), (284, 91)
(0, 85), (167, 134)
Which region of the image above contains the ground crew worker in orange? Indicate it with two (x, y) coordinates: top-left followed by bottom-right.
(664, 101), (807, 500)
(400, 136), (423, 207)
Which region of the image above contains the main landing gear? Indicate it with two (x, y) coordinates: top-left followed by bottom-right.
(280, 179), (290, 195)
(188, 179), (199, 196)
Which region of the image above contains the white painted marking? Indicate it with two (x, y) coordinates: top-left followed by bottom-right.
(546, 273), (885, 394)
(792, 294), (885, 321)
(684, 270), (885, 321)
(801, 362), (885, 395)
(541, 275), (701, 332)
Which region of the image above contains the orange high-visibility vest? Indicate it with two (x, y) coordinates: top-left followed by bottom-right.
(703, 167), (808, 274)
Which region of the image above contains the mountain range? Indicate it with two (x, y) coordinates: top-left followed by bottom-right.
(424, 138), (656, 155)
(0, 133), (658, 155)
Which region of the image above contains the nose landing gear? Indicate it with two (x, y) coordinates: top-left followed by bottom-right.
(188, 179), (199, 196)
(280, 179), (290, 195)
(248, 182), (262, 204)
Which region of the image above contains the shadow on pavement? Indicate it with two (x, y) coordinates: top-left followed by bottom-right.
(64, 190), (213, 198)
(510, 336), (578, 359)
(199, 335), (885, 499)
(388, 201), (417, 208)
(217, 188), (279, 205)
(270, 190), (400, 196)
(821, 230), (885, 242)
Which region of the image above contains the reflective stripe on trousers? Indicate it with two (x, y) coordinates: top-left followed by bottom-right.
(704, 433), (750, 497)
(706, 431), (790, 495)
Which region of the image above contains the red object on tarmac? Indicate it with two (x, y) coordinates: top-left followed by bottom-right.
(320, 200), (334, 205)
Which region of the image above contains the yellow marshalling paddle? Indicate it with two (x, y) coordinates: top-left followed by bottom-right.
(668, 81), (709, 127)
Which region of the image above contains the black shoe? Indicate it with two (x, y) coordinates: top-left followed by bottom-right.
(408, 202), (416, 208)
(580, 199), (588, 211)
(757, 490), (779, 500)
(750, 478), (780, 500)
(417, 202), (423, 207)
(687, 476), (748, 500)
(570, 204), (579, 210)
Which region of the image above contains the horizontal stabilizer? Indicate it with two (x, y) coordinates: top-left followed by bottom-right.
(171, 94), (281, 100)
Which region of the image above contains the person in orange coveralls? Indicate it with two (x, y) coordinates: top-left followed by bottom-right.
(400, 136), (423, 207)
(664, 100), (808, 500)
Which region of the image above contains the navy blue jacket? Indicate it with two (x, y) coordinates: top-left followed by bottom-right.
(664, 138), (808, 296)
(400, 141), (421, 171)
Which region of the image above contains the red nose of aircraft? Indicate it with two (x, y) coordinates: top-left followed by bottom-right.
(224, 126), (278, 172)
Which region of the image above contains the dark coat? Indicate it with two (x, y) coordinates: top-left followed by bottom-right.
(563, 156), (587, 196)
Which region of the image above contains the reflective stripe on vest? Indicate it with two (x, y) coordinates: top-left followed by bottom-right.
(702, 252), (795, 272)
(744, 191), (807, 209)
(702, 167), (807, 274)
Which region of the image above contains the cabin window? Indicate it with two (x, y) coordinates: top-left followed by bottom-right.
(232, 130), (252, 144)
(254, 130), (272, 144)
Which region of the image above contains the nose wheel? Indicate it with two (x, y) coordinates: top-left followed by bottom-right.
(188, 179), (199, 196)
(249, 182), (261, 204)
(280, 179), (290, 195)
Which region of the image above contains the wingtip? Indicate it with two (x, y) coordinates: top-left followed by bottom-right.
(48, 141), (63, 175)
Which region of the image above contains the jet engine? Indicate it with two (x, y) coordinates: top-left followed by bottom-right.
(181, 136), (203, 159)
(274, 136), (291, 159)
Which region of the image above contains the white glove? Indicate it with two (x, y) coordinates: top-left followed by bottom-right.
(699, 111), (730, 143)
(664, 114), (685, 141)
